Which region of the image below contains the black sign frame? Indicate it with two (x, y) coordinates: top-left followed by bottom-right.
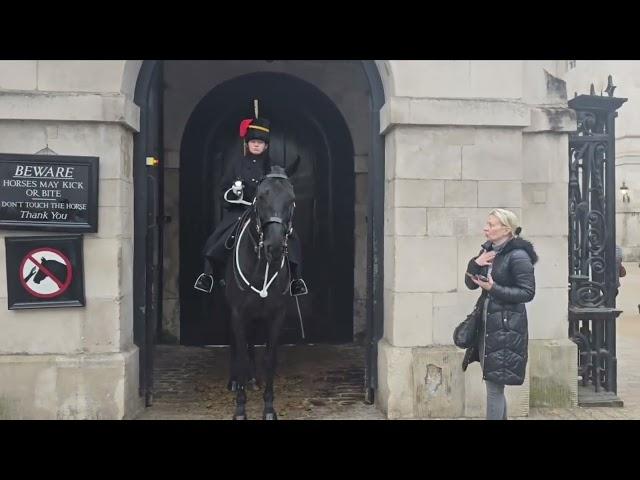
(0, 154), (99, 233)
(5, 235), (86, 310)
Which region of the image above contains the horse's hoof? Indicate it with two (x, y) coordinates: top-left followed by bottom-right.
(248, 378), (261, 391)
(227, 380), (238, 392)
(263, 412), (278, 421)
(233, 414), (247, 420)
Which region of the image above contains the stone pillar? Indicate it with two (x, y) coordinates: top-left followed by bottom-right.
(376, 61), (577, 418)
(0, 61), (142, 419)
(522, 63), (578, 408)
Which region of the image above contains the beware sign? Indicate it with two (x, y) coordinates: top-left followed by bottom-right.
(0, 154), (99, 233)
(5, 235), (85, 309)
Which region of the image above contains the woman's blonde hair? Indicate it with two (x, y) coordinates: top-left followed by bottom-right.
(489, 208), (521, 236)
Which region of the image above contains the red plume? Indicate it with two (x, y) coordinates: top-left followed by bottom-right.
(239, 119), (253, 138)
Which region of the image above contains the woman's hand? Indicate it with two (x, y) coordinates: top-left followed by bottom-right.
(471, 273), (494, 291)
(474, 250), (496, 267)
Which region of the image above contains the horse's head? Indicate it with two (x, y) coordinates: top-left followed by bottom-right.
(254, 166), (295, 264)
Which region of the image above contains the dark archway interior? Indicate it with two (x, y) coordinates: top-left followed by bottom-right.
(179, 72), (355, 345)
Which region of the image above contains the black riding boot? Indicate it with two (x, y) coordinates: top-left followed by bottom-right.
(289, 262), (308, 296)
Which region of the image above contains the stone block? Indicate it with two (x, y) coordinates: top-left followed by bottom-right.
(523, 133), (569, 184)
(81, 298), (121, 353)
(83, 238), (121, 298)
(412, 346), (466, 418)
(394, 207), (427, 236)
(477, 181), (522, 208)
(529, 339), (577, 408)
(393, 128), (463, 180)
(37, 61), (125, 93)
(527, 287), (568, 340)
(0, 347), (140, 419)
(389, 292), (432, 347)
(522, 183), (568, 236)
(0, 61), (37, 90)
(394, 180), (444, 207)
(394, 237), (457, 293)
(444, 181), (478, 207)
(0, 303), (83, 354)
(526, 235), (568, 289)
(462, 129), (523, 181)
(376, 339), (414, 419)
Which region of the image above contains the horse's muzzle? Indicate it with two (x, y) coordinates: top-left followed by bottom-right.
(264, 242), (284, 264)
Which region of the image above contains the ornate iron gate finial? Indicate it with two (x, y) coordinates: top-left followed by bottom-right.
(605, 75), (616, 97)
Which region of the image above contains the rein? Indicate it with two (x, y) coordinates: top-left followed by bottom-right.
(232, 172), (294, 298)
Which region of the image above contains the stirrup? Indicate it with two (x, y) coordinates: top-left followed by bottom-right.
(194, 273), (214, 293)
(290, 278), (308, 297)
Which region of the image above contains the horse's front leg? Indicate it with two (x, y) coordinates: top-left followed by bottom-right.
(263, 310), (286, 420)
(227, 339), (237, 392)
(231, 311), (250, 420)
(247, 341), (260, 391)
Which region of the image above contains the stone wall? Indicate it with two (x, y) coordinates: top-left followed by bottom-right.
(0, 61), (141, 419)
(377, 61), (577, 418)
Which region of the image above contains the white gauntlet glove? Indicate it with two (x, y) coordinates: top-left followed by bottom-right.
(231, 180), (243, 196)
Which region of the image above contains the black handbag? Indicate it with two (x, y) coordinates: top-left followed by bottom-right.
(453, 304), (481, 349)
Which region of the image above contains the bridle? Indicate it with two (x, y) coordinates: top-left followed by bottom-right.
(254, 172), (295, 256)
(233, 172), (295, 298)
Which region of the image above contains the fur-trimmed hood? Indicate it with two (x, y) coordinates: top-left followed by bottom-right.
(481, 237), (538, 265)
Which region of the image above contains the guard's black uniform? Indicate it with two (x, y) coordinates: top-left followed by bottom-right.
(201, 150), (302, 268)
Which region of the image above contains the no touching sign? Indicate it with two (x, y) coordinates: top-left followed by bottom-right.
(5, 235), (85, 309)
(20, 248), (73, 299)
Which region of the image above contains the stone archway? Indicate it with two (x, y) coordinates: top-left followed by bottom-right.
(130, 60), (387, 403)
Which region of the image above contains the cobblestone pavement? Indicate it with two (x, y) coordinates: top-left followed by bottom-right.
(136, 314), (640, 420)
(137, 343), (385, 420)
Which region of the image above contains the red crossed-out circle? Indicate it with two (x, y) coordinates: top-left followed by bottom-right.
(19, 247), (73, 299)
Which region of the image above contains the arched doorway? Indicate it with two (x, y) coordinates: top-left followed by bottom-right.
(132, 60), (385, 405)
(180, 72), (355, 345)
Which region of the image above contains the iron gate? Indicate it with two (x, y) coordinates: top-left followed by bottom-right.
(567, 76), (626, 405)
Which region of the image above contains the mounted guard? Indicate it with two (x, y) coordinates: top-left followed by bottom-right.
(194, 104), (308, 298)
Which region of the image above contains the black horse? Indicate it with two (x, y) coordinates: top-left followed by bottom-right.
(224, 165), (297, 420)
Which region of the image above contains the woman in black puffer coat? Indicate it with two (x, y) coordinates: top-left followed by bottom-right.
(464, 208), (538, 420)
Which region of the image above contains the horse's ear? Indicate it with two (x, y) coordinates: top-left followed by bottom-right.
(285, 155), (301, 177)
